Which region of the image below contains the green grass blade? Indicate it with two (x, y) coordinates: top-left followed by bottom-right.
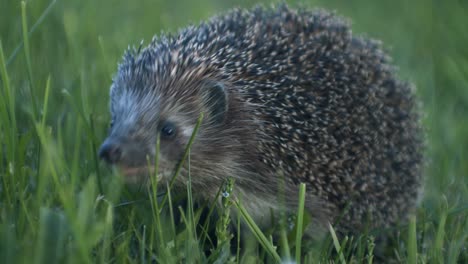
(41, 75), (51, 127)
(295, 183), (306, 263)
(34, 208), (67, 264)
(0, 41), (16, 130)
(329, 223), (346, 264)
(159, 112), (204, 210)
(434, 200), (448, 262)
(140, 225), (146, 264)
(21, 1), (39, 120)
(234, 200), (281, 263)
(0, 222), (17, 263)
(0, 40), (16, 206)
(166, 182), (178, 252)
(407, 216), (417, 264)
(99, 200), (114, 263)
(147, 135), (169, 260)
(366, 236), (375, 264)
(7, 0), (57, 67)
(89, 113), (103, 194)
(236, 206), (241, 264)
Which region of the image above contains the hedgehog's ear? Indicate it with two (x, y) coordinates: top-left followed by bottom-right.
(201, 81), (228, 124)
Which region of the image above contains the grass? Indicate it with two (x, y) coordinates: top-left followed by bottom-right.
(0, 0), (467, 263)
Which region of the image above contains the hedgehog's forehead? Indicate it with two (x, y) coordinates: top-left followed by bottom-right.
(111, 84), (157, 119)
(110, 82), (200, 127)
(112, 35), (218, 121)
(111, 52), (205, 121)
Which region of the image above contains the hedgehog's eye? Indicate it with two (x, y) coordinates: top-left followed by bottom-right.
(160, 121), (177, 139)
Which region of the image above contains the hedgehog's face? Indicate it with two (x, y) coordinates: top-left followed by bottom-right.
(99, 75), (229, 185)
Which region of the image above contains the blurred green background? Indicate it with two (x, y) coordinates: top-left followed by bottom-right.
(1, 0), (467, 262)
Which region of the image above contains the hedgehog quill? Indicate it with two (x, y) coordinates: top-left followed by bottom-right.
(99, 4), (424, 236)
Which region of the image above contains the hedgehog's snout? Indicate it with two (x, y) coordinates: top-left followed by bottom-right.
(99, 138), (123, 164)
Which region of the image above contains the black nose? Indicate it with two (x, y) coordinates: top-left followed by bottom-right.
(99, 139), (122, 164)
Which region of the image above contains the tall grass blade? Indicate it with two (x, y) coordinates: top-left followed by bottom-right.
(41, 76), (51, 127)
(235, 200), (281, 263)
(295, 183), (306, 263)
(0, 40), (16, 206)
(21, 1), (39, 120)
(7, 0), (57, 67)
(100, 200), (114, 264)
(34, 208), (67, 264)
(89, 113), (103, 194)
(329, 223), (346, 264)
(407, 216), (417, 264)
(434, 199), (448, 262)
(0, 224), (17, 264)
(159, 112), (204, 209)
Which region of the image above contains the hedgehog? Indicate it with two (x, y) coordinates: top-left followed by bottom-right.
(98, 4), (424, 236)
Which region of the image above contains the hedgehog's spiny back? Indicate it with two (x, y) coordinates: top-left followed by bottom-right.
(117, 5), (354, 87)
